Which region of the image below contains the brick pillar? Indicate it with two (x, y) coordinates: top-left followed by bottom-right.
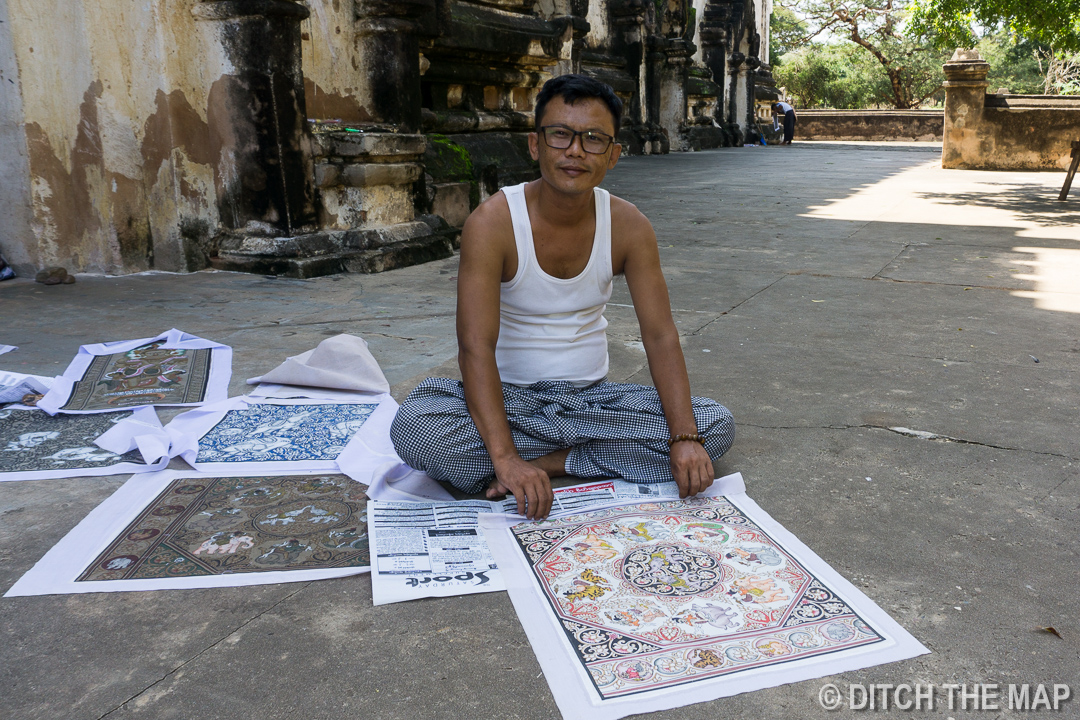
(354, 0), (435, 133)
(192, 0), (317, 236)
(942, 48), (990, 169)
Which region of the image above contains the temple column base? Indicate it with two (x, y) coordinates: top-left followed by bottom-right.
(209, 215), (455, 278)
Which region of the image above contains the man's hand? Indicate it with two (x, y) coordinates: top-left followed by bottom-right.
(490, 456), (554, 520)
(670, 441), (714, 498)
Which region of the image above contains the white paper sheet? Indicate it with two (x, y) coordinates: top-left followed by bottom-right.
(0, 345), (16, 356)
(0, 371), (53, 405)
(363, 462), (455, 503)
(0, 406), (169, 481)
(246, 333), (390, 394)
(166, 395), (397, 475)
(93, 406), (172, 465)
(479, 473), (930, 720)
(368, 480), (685, 605)
(4, 469), (373, 596)
(36, 329), (232, 415)
(248, 383), (382, 402)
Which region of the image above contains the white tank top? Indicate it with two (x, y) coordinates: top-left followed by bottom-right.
(495, 182), (613, 387)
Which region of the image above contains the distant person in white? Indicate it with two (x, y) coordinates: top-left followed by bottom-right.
(773, 101), (797, 145)
(391, 75), (734, 519)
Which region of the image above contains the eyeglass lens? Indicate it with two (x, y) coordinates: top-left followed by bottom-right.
(543, 127), (612, 153)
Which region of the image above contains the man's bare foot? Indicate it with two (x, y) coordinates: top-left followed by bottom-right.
(485, 448), (570, 499)
(486, 477), (511, 499)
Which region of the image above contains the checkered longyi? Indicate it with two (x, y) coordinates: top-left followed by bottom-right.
(390, 378), (735, 494)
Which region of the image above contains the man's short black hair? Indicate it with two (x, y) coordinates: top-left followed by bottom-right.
(535, 74), (623, 134)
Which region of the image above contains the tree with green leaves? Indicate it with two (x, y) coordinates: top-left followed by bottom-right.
(770, 7), (809, 66)
(908, 0), (1080, 54)
(775, 0), (947, 108)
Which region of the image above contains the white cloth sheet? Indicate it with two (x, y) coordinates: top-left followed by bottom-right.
(0, 371), (53, 405)
(0, 406), (169, 481)
(479, 473), (930, 720)
(0, 345), (16, 356)
(368, 480), (684, 605)
(363, 462), (455, 503)
(246, 334), (390, 394)
(37, 329), (232, 415)
(93, 407), (172, 466)
(166, 395), (396, 474)
(5, 469), (372, 596)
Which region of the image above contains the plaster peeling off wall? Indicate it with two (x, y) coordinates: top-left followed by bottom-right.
(301, 0), (370, 123)
(586, 0), (609, 48)
(5, 0), (223, 274)
(691, 0), (707, 65)
(758, 0), (770, 66)
(0, 0), (35, 274)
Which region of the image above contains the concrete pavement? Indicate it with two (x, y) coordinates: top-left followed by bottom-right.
(1, 141), (1077, 719)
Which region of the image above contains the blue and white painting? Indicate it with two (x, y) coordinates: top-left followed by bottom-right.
(196, 403), (378, 463)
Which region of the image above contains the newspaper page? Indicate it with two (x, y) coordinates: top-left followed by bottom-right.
(0, 371), (53, 406)
(368, 479), (683, 605)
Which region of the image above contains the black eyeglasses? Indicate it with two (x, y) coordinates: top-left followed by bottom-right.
(539, 125), (616, 154)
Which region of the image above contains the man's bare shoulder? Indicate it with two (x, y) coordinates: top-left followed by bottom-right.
(609, 194), (655, 240)
(462, 191), (513, 250)
(461, 190), (518, 281)
(609, 194), (657, 274)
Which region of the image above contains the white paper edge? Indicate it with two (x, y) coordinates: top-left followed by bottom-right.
(0, 345), (17, 355)
(245, 348), (315, 385)
(362, 462), (456, 503)
(4, 468), (372, 597)
(479, 472), (929, 720)
(247, 383), (387, 403)
(36, 330), (233, 415)
(93, 406), (171, 463)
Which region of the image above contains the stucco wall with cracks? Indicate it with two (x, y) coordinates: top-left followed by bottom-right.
(300, 0), (370, 123)
(2, 0), (225, 274)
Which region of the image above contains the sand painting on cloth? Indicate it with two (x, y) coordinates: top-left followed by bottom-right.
(79, 474), (369, 582)
(197, 403), (378, 463)
(0, 409), (144, 475)
(62, 341), (211, 412)
(507, 496), (907, 701)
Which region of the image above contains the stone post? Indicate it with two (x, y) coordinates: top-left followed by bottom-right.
(354, 0), (435, 133)
(942, 48), (990, 169)
(192, 0), (317, 236)
(727, 51), (748, 140)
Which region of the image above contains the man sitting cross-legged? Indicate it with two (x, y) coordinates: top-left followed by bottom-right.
(390, 74), (734, 519)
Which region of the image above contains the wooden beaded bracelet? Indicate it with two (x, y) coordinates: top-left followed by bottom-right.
(668, 433), (705, 446)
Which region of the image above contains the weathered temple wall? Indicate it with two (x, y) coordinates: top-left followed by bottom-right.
(1, 0), (774, 277)
(301, 0), (369, 123)
(0, 0), (230, 275)
(0, 0), (35, 273)
(943, 50), (1080, 171)
(796, 110), (944, 142)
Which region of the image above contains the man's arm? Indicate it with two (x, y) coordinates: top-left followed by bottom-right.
(614, 200), (714, 498)
(456, 198), (554, 519)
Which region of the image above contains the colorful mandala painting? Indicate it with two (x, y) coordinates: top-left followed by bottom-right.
(196, 403), (378, 463)
(510, 497), (886, 700)
(0, 408), (143, 473)
(61, 341), (212, 411)
(78, 474), (369, 582)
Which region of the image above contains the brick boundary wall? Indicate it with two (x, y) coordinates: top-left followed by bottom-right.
(943, 49), (1080, 170)
(794, 110), (944, 142)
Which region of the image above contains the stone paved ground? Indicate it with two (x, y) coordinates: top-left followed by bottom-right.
(1, 142), (1077, 720)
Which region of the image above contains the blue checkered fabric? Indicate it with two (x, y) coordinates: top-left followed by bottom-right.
(390, 377), (735, 494)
